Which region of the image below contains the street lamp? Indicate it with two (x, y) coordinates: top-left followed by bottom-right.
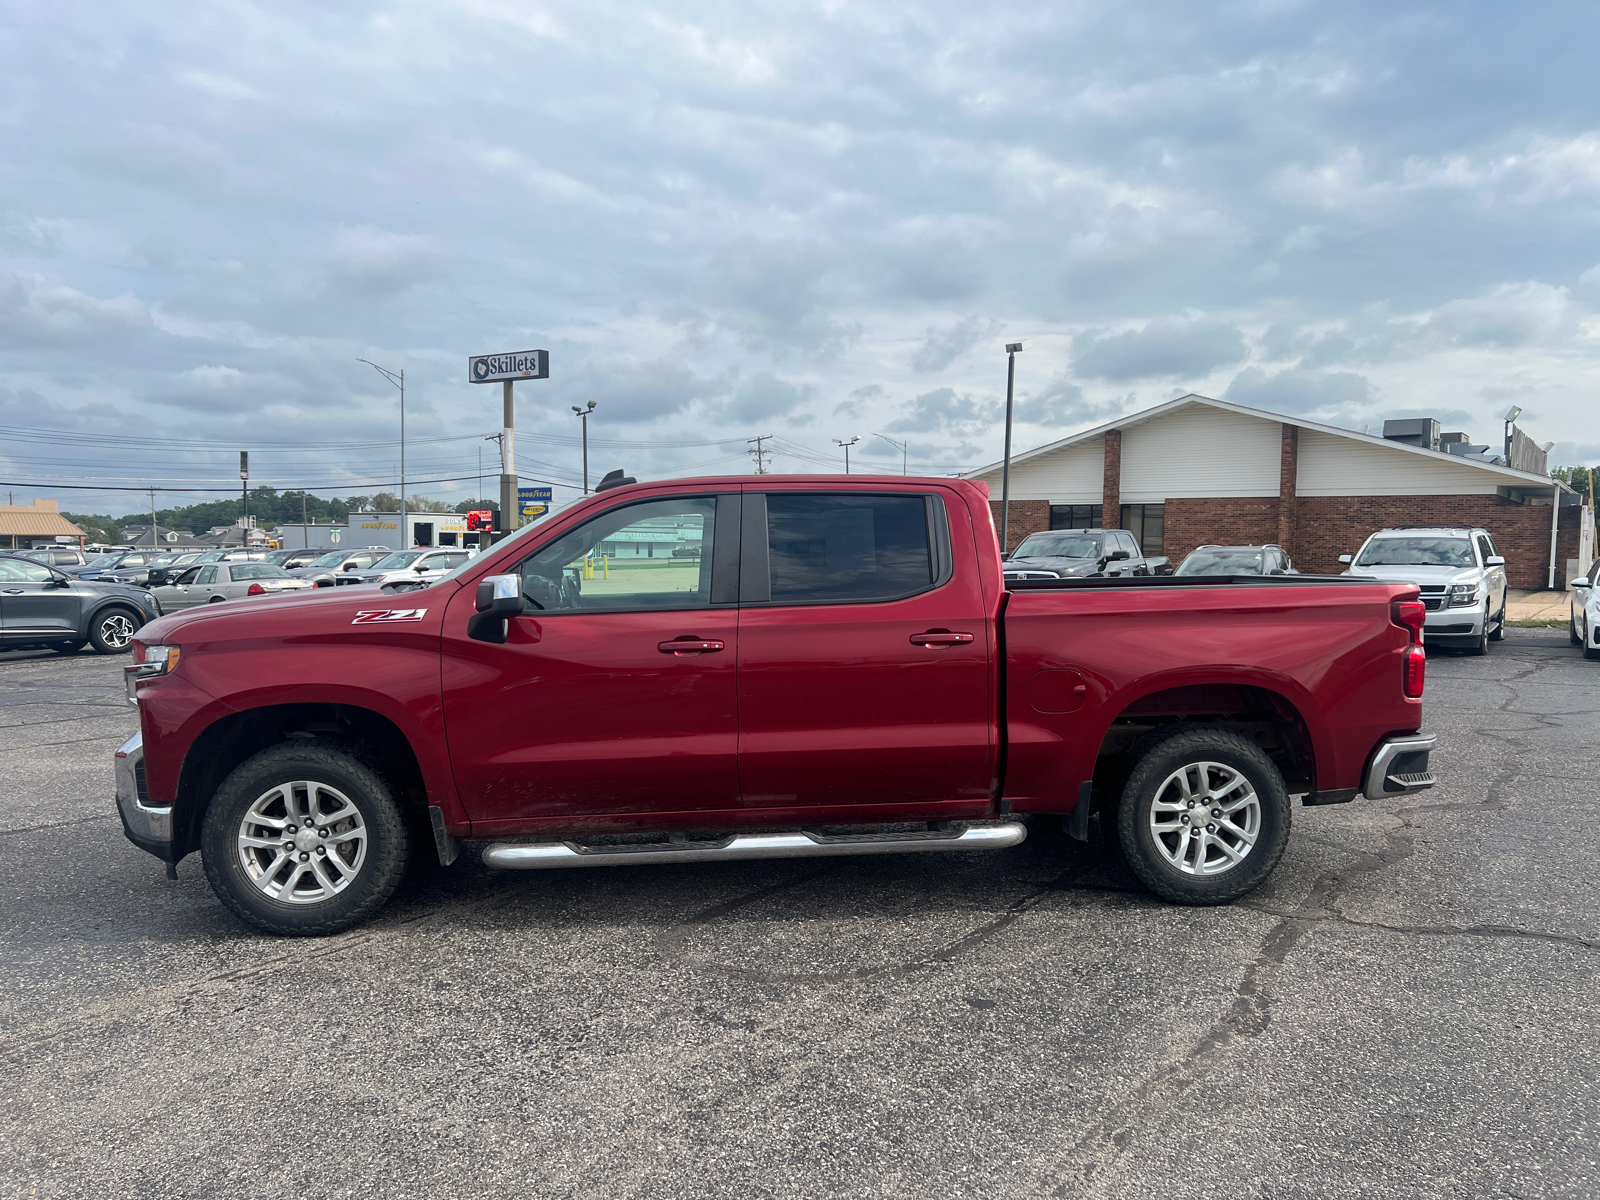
(359, 359), (406, 544)
(1000, 340), (1031, 556)
(833, 436), (860, 474)
(1502, 405), (1523, 465)
(572, 400), (597, 492)
(875, 433), (908, 475)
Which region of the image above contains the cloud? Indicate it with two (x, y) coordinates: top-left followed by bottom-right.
(0, 272), (153, 348)
(1013, 378), (1124, 428)
(720, 371), (813, 422)
(886, 387), (999, 433)
(1427, 281), (1574, 348)
(1225, 367), (1375, 415)
(1073, 318), (1248, 382)
(911, 316), (1000, 372)
(0, 211), (59, 256)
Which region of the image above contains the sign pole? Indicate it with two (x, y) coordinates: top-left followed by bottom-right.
(501, 379), (517, 532)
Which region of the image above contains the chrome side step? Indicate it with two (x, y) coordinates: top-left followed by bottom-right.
(482, 822), (1027, 871)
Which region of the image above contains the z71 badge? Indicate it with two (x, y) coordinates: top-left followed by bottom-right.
(351, 608), (429, 625)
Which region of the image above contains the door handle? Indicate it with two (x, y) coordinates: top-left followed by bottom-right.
(2, 588), (23, 594)
(910, 630), (975, 647)
(658, 638), (726, 655)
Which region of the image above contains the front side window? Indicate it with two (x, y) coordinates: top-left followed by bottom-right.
(0, 558), (53, 583)
(1475, 534), (1494, 565)
(195, 566), (218, 585)
(511, 497), (717, 614)
(764, 493), (934, 604)
(1356, 537), (1476, 567)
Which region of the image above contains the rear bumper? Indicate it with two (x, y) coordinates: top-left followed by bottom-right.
(1363, 732), (1438, 801)
(115, 731), (175, 862)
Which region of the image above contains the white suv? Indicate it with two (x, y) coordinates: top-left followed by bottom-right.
(1340, 527), (1508, 656)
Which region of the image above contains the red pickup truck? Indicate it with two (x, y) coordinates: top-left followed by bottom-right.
(117, 475), (1437, 936)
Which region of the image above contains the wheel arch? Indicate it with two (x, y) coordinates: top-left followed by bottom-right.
(172, 702), (433, 862)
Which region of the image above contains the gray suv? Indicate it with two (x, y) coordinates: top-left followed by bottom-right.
(0, 554), (160, 654)
(1340, 527), (1508, 655)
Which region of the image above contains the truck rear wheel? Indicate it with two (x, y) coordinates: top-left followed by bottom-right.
(200, 740), (411, 936)
(1115, 727), (1291, 905)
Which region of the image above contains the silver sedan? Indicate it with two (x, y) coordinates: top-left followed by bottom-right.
(152, 562), (315, 610)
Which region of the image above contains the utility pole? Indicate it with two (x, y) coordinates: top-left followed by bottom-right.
(359, 359), (407, 544)
(875, 433), (908, 475)
(572, 401), (597, 492)
(149, 488), (158, 548)
(239, 451), (248, 538)
(833, 436), (860, 474)
(748, 434), (773, 474)
(302, 493), (309, 549)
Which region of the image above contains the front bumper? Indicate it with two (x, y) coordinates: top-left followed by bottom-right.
(1363, 732), (1439, 801)
(1421, 601), (1485, 641)
(115, 731), (174, 861)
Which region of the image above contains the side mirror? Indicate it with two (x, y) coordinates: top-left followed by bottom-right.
(1109, 549), (1131, 561)
(1485, 556), (1505, 567)
(343, 563), (357, 571)
(1573, 578), (1591, 590)
(1338, 554), (1353, 564)
(469, 574), (522, 644)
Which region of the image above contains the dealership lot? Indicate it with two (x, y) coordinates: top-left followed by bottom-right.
(2, 634), (1596, 1199)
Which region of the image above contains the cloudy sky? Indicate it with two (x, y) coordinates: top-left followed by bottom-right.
(3, 0), (1598, 515)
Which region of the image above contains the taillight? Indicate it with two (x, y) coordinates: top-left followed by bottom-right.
(1404, 645), (1426, 697)
(247, 583), (265, 596)
(1391, 599), (1425, 642)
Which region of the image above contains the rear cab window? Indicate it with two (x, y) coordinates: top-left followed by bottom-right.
(745, 492), (950, 605)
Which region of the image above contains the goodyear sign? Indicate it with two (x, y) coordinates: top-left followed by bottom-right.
(469, 350), (548, 383)
(518, 486), (552, 520)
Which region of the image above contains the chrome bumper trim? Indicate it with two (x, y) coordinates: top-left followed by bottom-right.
(115, 731), (173, 845)
(484, 821), (1028, 871)
(1363, 732), (1439, 801)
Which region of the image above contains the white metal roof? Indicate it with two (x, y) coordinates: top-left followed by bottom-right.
(966, 393), (1569, 493)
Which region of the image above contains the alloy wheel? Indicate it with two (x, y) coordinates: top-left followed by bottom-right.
(1147, 761), (1261, 876)
(235, 781), (368, 904)
(97, 613), (136, 649)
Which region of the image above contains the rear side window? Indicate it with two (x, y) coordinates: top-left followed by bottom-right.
(764, 493), (935, 604)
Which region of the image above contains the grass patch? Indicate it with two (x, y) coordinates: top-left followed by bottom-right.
(1505, 618), (1568, 628)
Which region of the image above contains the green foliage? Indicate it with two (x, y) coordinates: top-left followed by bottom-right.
(64, 512), (122, 543)
(1550, 465), (1596, 500)
(453, 497), (500, 512)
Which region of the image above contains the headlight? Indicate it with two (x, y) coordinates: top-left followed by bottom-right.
(131, 643), (182, 676)
(1447, 584), (1480, 608)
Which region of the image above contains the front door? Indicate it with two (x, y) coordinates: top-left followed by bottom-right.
(0, 559), (78, 637)
(441, 492), (741, 823)
(735, 489), (995, 809)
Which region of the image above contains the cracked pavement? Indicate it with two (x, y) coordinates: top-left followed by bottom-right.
(1, 630), (1596, 1199)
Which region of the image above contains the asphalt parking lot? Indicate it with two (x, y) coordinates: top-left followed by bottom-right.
(2, 631), (1596, 1200)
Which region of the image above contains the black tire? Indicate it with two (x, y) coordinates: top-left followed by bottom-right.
(51, 640), (88, 654)
(1115, 726), (1292, 905)
(200, 740), (411, 936)
(1571, 618), (1582, 646)
(88, 607), (140, 655)
(1487, 606), (1505, 642)
(1465, 622), (1489, 657)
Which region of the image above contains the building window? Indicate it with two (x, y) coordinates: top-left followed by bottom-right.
(1119, 504), (1165, 556)
(1049, 504), (1103, 530)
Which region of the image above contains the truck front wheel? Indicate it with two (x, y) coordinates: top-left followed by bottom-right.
(1116, 727), (1291, 905)
(200, 740), (411, 936)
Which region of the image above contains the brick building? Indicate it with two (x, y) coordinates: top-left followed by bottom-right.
(967, 394), (1585, 590)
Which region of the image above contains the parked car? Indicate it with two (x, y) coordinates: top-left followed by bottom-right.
(18, 546), (88, 569)
(264, 548), (326, 570)
(190, 548), (271, 565)
(65, 549), (166, 581)
(343, 547), (473, 589)
(0, 553), (158, 654)
(1340, 527), (1508, 655)
(104, 551), (206, 587)
(120, 476), (1436, 936)
(150, 562), (315, 611)
(1002, 528), (1170, 580)
(1175, 545), (1297, 576)
(287, 548), (391, 587)
(1569, 560), (1600, 660)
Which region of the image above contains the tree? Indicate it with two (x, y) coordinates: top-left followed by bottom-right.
(64, 512), (121, 543)
(453, 497), (499, 512)
(1551, 465), (1596, 501)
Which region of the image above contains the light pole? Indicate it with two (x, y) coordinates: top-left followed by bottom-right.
(572, 400), (597, 492)
(359, 359), (406, 544)
(1000, 340), (1030, 556)
(875, 433), (908, 474)
(833, 436), (860, 474)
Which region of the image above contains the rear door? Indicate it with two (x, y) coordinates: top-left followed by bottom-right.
(735, 489), (993, 809)
(0, 558), (79, 638)
(441, 491), (742, 822)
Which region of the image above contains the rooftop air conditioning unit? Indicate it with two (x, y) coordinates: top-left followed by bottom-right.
(1382, 418), (1441, 451)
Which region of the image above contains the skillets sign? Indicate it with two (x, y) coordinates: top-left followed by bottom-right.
(469, 350), (548, 383)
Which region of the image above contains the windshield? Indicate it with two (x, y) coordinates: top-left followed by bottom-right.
(83, 553), (122, 568)
(1176, 549), (1266, 576)
(1356, 537), (1476, 567)
(307, 550), (349, 567)
(373, 550), (428, 569)
(1011, 533), (1101, 559)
